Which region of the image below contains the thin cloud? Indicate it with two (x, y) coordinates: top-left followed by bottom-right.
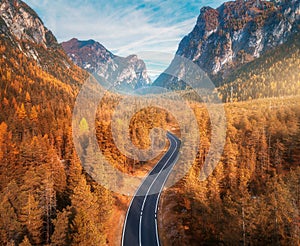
(23, 0), (225, 78)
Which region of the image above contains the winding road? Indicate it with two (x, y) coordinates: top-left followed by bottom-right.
(122, 132), (181, 246)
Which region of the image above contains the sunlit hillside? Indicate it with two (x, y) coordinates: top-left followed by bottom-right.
(218, 33), (300, 102)
(159, 96), (300, 245)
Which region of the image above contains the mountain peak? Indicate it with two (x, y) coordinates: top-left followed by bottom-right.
(61, 38), (151, 90)
(125, 54), (139, 62)
(64, 38), (101, 49)
(0, 0), (58, 48)
(176, 0), (299, 81)
(0, 0), (76, 81)
(155, 0), (299, 88)
(61, 38), (114, 73)
(197, 6), (219, 32)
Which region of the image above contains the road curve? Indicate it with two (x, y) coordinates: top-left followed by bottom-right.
(122, 132), (181, 246)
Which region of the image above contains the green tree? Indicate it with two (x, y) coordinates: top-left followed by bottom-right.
(79, 118), (89, 133)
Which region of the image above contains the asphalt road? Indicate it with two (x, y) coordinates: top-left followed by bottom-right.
(122, 132), (181, 246)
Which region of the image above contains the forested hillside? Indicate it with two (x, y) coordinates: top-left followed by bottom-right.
(154, 0), (300, 90)
(0, 11), (175, 243)
(0, 1), (118, 244)
(218, 33), (300, 102)
(159, 96), (300, 245)
(0, 0), (299, 245)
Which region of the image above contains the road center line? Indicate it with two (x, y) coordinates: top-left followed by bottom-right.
(121, 134), (174, 246)
(139, 134), (179, 246)
(154, 147), (180, 246)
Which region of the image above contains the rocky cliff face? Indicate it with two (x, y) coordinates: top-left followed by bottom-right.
(155, 0), (300, 88)
(0, 0), (151, 91)
(61, 38), (114, 72)
(0, 0), (74, 79)
(0, 0), (56, 48)
(62, 38), (151, 90)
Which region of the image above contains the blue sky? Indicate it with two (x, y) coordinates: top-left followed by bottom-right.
(24, 0), (225, 80)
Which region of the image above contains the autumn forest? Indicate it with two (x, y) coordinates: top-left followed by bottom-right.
(0, 0), (300, 245)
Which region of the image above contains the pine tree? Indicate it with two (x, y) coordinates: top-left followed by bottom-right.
(79, 117), (89, 133)
(19, 236), (32, 246)
(16, 103), (27, 121)
(0, 122), (8, 161)
(67, 152), (83, 194)
(0, 192), (22, 244)
(222, 137), (239, 189)
(71, 210), (104, 246)
(19, 193), (43, 245)
(25, 92), (31, 103)
(70, 177), (105, 245)
(0, 123), (18, 190)
(29, 106), (38, 123)
(51, 209), (70, 246)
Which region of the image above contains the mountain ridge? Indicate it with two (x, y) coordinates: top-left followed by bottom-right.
(0, 0), (83, 86)
(61, 38), (152, 91)
(154, 0), (300, 89)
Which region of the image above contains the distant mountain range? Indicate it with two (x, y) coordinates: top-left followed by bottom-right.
(0, 0), (151, 92)
(154, 0), (300, 89)
(61, 38), (151, 91)
(0, 0), (299, 101)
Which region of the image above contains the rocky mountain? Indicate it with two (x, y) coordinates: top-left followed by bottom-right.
(61, 38), (151, 91)
(0, 0), (55, 48)
(0, 0), (86, 124)
(218, 32), (300, 102)
(0, 1), (112, 245)
(154, 0), (300, 88)
(61, 38), (113, 72)
(0, 0), (76, 81)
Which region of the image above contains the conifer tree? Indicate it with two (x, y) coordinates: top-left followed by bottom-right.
(70, 177), (105, 245)
(51, 209), (70, 246)
(0, 192), (22, 244)
(19, 236), (32, 246)
(19, 193), (43, 245)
